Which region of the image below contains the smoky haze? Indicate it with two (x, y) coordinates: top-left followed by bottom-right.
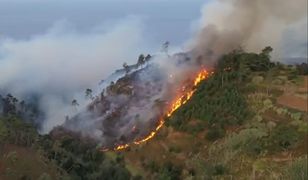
(0, 17), (152, 132)
(190, 0), (307, 66)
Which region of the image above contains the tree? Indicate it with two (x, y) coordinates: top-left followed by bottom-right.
(261, 46), (273, 57)
(0, 95), (3, 114)
(158, 162), (182, 180)
(296, 63), (308, 75)
(2, 94), (17, 115)
(0, 119), (8, 147)
(71, 99), (79, 110)
(145, 54), (152, 62)
(19, 100), (26, 112)
(137, 54), (145, 67)
(161, 41), (170, 55)
(85, 89), (93, 100)
(123, 62), (130, 73)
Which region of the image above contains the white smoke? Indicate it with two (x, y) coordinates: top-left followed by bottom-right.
(0, 17), (152, 132)
(190, 0), (307, 64)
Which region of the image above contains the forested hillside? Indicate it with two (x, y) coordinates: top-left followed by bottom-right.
(0, 48), (307, 179)
(121, 48), (307, 179)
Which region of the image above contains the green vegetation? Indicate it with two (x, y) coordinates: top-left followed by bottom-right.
(124, 47), (307, 179)
(286, 156), (308, 180)
(1, 47), (307, 179)
(167, 48), (277, 140)
(0, 116), (134, 179)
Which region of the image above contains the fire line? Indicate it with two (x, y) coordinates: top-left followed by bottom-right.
(101, 69), (209, 152)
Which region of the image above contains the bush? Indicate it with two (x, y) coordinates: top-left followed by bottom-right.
(0, 119), (8, 141)
(213, 164), (228, 175)
(252, 76), (264, 84)
(269, 125), (300, 151)
(158, 162), (182, 180)
(286, 156), (307, 180)
(291, 112), (302, 121)
(38, 173), (52, 180)
(168, 146), (181, 153)
(206, 127), (225, 141)
(223, 128), (267, 153)
(296, 63), (308, 75)
(146, 160), (159, 173)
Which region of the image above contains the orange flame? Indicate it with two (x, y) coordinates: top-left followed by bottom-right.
(101, 69), (209, 151)
(114, 144), (129, 151)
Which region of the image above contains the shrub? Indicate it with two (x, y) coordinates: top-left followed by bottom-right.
(206, 128), (225, 141)
(291, 112), (302, 121)
(270, 125), (300, 150)
(213, 164), (228, 175)
(168, 146), (181, 153)
(158, 162), (182, 180)
(252, 76), (264, 84)
(286, 156), (307, 180)
(223, 128), (267, 152)
(0, 119), (8, 141)
(38, 173), (52, 180)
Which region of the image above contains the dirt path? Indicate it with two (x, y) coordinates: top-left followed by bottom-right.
(277, 76), (308, 112)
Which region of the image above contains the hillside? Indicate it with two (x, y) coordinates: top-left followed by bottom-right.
(0, 48), (307, 179)
(119, 49), (308, 179)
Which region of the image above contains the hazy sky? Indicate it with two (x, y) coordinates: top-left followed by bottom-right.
(0, 0), (206, 47)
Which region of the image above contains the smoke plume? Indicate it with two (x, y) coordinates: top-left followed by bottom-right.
(190, 0), (307, 65)
(0, 17), (150, 132)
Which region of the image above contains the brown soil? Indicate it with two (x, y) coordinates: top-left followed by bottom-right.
(277, 95), (307, 112)
(277, 76), (308, 112)
(0, 144), (58, 180)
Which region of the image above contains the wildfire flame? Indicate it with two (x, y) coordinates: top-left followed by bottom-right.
(194, 69), (208, 86)
(100, 69), (209, 152)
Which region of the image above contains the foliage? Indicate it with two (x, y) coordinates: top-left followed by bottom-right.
(158, 162), (182, 180)
(0, 119), (9, 141)
(167, 49), (268, 138)
(267, 124), (300, 151)
(252, 76), (264, 84)
(286, 156), (308, 180)
(296, 63), (308, 75)
(0, 115), (132, 180)
(38, 135), (131, 180)
(208, 126), (268, 165)
(206, 127), (225, 141)
(0, 94), (41, 126)
(38, 173), (53, 180)
(0, 47), (306, 179)
(223, 128), (268, 152)
(0, 116), (38, 146)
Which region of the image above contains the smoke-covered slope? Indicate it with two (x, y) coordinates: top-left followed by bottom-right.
(55, 52), (197, 149)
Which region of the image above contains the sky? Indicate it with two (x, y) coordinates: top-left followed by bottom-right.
(0, 0), (206, 47)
